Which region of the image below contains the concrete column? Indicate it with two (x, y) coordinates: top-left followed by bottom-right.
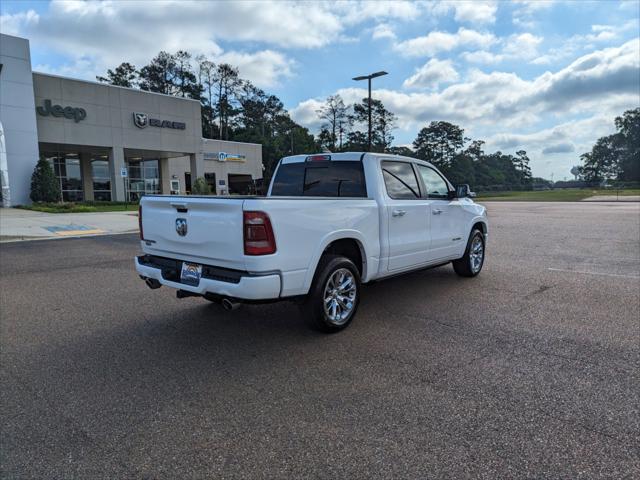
(160, 158), (171, 194)
(110, 147), (126, 202)
(80, 152), (94, 201)
(189, 153), (204, 181)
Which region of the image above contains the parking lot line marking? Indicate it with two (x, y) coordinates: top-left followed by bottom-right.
(548, 267), (640, 279)
(55, 229), (105, 236)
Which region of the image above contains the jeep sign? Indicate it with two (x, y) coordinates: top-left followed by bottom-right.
(36, 99), (86, 122)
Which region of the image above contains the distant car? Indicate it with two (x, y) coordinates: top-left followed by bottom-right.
(136, 152), (488, 332)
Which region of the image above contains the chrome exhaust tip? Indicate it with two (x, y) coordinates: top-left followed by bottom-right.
(144, 277), (161, 289)
(221, 298), (241, 311)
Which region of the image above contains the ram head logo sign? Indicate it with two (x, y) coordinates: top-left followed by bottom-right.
(175, 218), (188, 237)
(133, 112), (148, 129)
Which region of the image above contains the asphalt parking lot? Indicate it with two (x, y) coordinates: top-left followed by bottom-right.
(1, 201), (639, 479)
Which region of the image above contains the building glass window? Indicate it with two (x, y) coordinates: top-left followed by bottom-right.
(126, 157), (160, 201)
(91, 155), (111, 201)
(204, 172), (216, 194)
(42, 151), (84, 202)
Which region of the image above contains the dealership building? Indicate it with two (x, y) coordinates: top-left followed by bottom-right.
(0, 33), (263, 206)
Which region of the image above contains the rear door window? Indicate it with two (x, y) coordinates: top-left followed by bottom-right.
(271, 161), (366, 197)
(381, 161), (421, 199)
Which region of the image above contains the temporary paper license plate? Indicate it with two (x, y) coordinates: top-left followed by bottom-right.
(180, 262), (202, 286)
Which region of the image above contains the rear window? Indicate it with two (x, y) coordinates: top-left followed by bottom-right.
(271, 161), (367, 197)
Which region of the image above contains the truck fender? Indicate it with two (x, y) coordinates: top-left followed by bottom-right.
(301, 230), (370, 295)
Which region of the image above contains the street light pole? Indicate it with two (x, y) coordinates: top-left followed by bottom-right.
(353, 71), (388, 152)
(367, 77), (372, 152)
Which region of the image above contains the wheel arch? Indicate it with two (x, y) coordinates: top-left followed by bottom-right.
(302, 231), (369, 295)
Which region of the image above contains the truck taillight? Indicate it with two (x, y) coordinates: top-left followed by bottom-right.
(243, 211), (276, 255)
(138, 205), (144, 240)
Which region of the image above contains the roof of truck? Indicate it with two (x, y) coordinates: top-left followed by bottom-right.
(280, 152), (428, 165)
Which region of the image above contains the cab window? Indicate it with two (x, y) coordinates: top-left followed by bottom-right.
(381, 161), (421, 199)
(416, 165), (449, 199)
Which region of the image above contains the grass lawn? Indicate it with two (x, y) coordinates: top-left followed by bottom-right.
(17, 202), (140, 213)
(477, 188), (640, 201)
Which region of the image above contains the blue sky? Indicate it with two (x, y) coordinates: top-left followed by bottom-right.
(2, 0), (639, 179)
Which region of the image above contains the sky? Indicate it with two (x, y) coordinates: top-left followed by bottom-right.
(1, 0), (639, 180)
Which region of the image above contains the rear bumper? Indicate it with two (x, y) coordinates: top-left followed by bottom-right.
(135, 257), (281, 300)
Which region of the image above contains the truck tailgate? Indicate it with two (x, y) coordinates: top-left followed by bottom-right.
(140, 196), (246, 270)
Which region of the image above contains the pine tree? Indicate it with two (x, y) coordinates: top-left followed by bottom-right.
(30, 158), (61, 203)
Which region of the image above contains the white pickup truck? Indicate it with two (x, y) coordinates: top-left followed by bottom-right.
(135, 152), (488, 332)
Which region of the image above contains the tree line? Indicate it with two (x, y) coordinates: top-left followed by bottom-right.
(578, 108), (639, 184)
(107, 51), (640, 191)
(97, 51), (316, 183)
(315, 94), (533, 190)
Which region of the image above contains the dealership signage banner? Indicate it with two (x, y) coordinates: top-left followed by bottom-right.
(36, 99), (86, 123)
(133, 112), (186, 130)
(217, 152), (246, 162)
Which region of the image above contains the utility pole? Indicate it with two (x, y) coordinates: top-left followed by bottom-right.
(352, 71), (388, 152)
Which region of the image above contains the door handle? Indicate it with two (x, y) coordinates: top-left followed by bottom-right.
(433, 209), (443, 215)
(392, 209), (407, 217)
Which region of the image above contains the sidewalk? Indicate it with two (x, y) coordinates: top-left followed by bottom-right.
(582, 195), (640, 202)
(0, 208), (139, 242)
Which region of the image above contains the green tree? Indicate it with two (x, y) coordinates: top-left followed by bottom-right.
(413, 121), (466, 170)
(579, 135), (620, 182)
(350, 98), (397, 152)
(514, 150), (532, 186)
(387, 146), (416, 157)
(614, 108), (639, 181)
(173, 50), (202, 99)
(191, 177), (211, 195)
(196, 56), (217, 138)
(316, 94), (349, 151)
(138, 51), (177, 95)
(579, 108), (640, 183)
(213, 64), (241, 140)
(30, 158), (61, 203)
(96, 62), (137, 87)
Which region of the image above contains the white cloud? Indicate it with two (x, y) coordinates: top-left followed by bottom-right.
(334, 1), (422, 24)
(290, 98), (326, 131)
(462, 32), (543, 64)
(294, 39), (640, 138)
(403, 59), (459, 90)
(533, 21), (637, 65)
(214, 50), (295, 88)
(453, 1), (497, 25)
(0, 9), (39, 35)
(394, 27), (497, 57)
(512, 0), (555, 29)
(3, 0), (327, 86)
(372, 24), (397, 41)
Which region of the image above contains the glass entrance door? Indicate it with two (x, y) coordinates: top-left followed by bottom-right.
(126, 158), (161, 201)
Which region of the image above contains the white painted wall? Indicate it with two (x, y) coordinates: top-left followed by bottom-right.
(0, 34), (40, 206)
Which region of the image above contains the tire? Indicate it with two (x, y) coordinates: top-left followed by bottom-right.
(302, 254), (361, 333)
(452, 228), (485, 277)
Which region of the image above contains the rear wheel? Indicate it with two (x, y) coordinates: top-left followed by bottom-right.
(303, 254), (361, 333)
(453, 228), (485, 277)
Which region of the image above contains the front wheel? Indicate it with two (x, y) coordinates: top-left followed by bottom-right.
(452, 229), (485, 277)
(303, 254), (361, 333)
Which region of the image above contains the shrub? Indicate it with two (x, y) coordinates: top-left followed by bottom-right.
(30, 158), (61, 203)
(191, 177), (211, 195)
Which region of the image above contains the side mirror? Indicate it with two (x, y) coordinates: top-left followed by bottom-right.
(455, 184), (470, 198)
